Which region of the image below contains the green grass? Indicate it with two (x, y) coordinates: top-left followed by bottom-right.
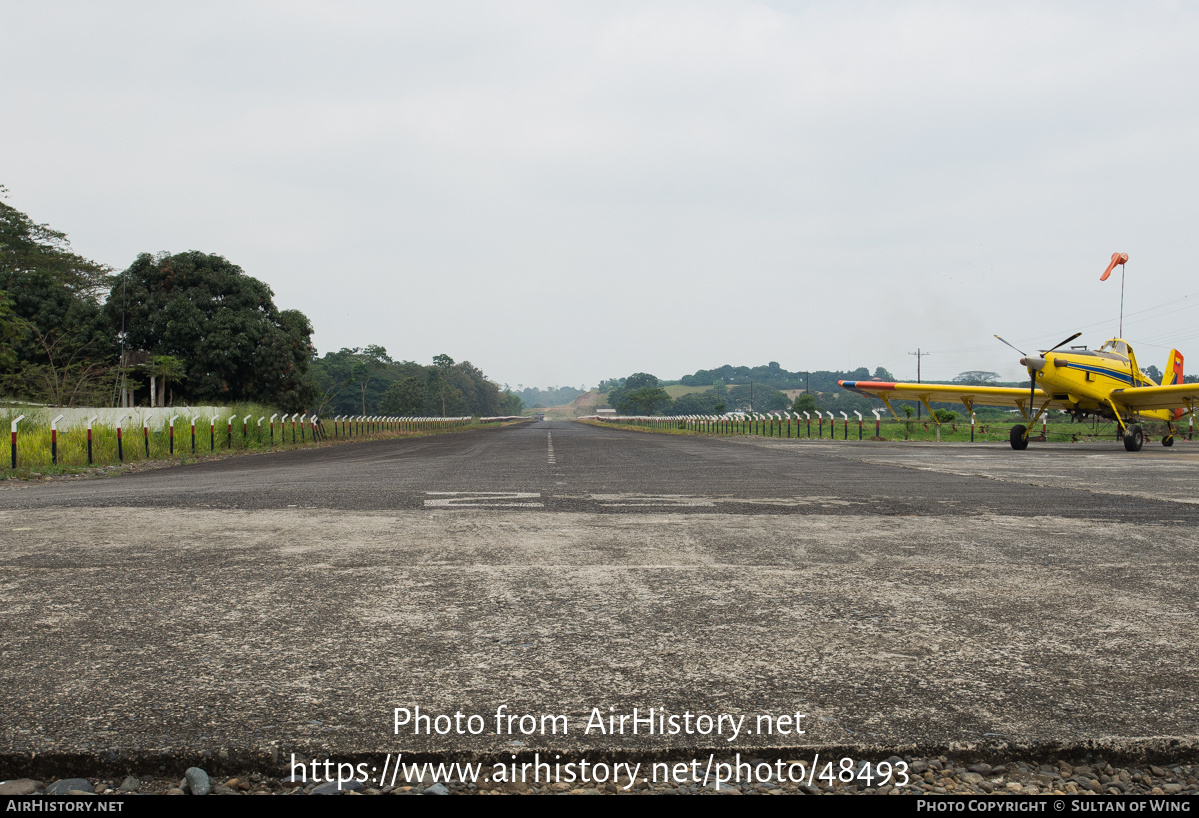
(577, 416), (1191, 445)
(1, 406), (498, 479)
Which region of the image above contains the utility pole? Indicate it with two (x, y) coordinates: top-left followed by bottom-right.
(909, 348), (931, 418)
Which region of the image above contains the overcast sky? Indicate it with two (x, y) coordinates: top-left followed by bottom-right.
(3, 1), (1198, 388)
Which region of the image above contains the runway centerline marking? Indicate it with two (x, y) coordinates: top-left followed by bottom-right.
(547, 432), (556, 466)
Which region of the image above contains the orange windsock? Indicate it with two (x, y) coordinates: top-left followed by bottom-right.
(1100, 252), (1129, 281)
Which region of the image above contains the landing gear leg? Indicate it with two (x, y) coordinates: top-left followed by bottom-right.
(1105, 399), (1142, 453)
(1163, 423), (1175, 447)
(1010, 400), (1050, 451)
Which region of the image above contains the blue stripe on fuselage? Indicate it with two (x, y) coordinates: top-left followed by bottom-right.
(1057, 362), (1134, 385)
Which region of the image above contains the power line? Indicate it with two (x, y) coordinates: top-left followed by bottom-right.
(927, 290), (1199, 356)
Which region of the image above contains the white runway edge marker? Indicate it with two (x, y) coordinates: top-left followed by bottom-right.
(547, 431), (556, 465)
(424, 492), (543, 508)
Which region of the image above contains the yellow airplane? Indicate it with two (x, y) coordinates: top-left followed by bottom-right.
(839, 333), (1199, 451)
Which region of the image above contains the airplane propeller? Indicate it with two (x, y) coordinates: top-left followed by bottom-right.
(993, 335), (1027, 356)
(1043, 332), (1083, 354)
(993, 332), (1082, 424)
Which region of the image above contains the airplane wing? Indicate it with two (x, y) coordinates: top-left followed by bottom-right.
(839, 380), (1053, 410)
(1109, 383), (1199, 411)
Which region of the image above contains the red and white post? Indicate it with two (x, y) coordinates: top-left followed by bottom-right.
(87, 415), (98, 464)
(10, 414), (25, 469)
(50, 414), (65, 464)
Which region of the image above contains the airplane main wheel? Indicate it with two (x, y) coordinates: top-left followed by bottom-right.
(1163, 434), (1175, 447)
(1123, 424), (1144, 452)
(1010, 424), (1029, 450)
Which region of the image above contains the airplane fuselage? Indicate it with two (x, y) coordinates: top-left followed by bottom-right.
(1031, 339), (1178, 423)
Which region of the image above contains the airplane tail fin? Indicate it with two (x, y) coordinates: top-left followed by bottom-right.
(1166, 349), (1185, 419)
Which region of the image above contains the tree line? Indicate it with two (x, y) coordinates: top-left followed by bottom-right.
(605, 371), (906, 417)
(678, 361), (894, 394)
(310, 347), (522, 418)
(515, 385), (586, 410)
(0, 187), (520, 415)
(605, 373), (810, 415)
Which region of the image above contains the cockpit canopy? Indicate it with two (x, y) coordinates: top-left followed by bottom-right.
(1099, 339), (1130, 359)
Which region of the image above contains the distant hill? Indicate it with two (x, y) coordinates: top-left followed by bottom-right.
(525, 389), (606, 419)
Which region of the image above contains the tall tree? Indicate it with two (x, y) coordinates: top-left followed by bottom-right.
(792, 392), (819, 414)
(617, 386), (672, 415)
(952, 370), (1000, 386)
(350, 344), (392, 416)
(625, 372), (659, 390)
(106, 251), (315, 410)
(0, 187), (116, 402)
(607, 373), (671, 415)
(428, 354), (459, 417)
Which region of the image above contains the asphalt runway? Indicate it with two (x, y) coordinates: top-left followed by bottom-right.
(2, 420), (1197, 772)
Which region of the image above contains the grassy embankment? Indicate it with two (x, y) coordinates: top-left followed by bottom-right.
(0, 405), (501, 480)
